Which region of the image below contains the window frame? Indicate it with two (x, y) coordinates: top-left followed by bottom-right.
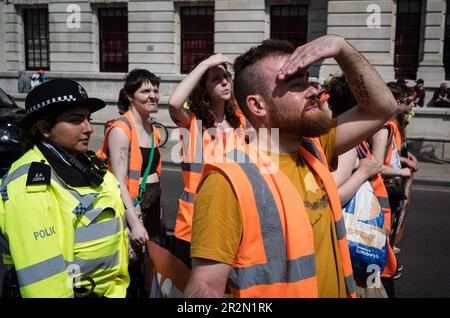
(23, 8), (50, 71)
(179, 5), (215, 74)
(98, 6), (129, 73)
(394, 0), (423, 79)
(270, 4), (308, 49)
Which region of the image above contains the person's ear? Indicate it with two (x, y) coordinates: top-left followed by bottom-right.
(246, 95), (268, 118)
(126, 93), (133, 103)
(35, 120), (52, 138)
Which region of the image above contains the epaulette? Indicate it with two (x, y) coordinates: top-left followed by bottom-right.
(26, 161), (51, 192)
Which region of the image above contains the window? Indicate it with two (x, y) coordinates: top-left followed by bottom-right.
(271, 5), (308, 48)
(180, 6), (214, 74)
(444, 1), (450, 79)
(24, 8), (50, 70)
(394, 0), (422, 79)
(99, 7), (128, 72)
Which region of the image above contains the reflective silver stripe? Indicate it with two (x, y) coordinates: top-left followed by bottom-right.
(129, 170), (140, 180)
(16, 254), (67, 287)
(0, 163), (31, 189)
(228, 254), (316, 290)
(181, 162), (204, 173)
(180, 190), (195, 203)
(335, 217), (347, 241)
(194, 120), (203, 164)
(83, 208), (103, 224)
(75, 217), (121, 243)
(345, 274), (357, 295)
(301, 138), (324, 164)
(116, 117), (132, 131)
(378, 197), (390, 210)
(50, 171), (98, 216)
(73, 251), (120, 274)
(225, 150), (316, 289)
(0, 163), (32, 193)
(0, 230), (11, 255)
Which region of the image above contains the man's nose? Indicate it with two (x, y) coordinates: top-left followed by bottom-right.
(304, 86), (319, 100)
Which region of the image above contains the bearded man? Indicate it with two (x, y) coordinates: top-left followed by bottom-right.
(184, 35), (399, 298)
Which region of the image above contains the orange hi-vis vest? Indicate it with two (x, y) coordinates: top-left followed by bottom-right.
(174, 111), (247, 242)
(383, 120), (402, 169)
(98, 111), (162, 201)
(357, 141), (398, 278)
(201, 138), (356, 298)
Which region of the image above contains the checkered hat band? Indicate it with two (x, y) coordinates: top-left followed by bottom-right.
(26, 95), (77, 115)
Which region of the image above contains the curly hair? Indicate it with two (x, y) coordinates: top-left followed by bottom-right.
(189, 56), (242, 129)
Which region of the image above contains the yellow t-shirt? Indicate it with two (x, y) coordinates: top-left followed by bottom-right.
(191, 122), (347, 298)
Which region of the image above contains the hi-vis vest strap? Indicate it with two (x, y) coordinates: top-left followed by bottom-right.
(174, 110), (247, 242)
(202, 138), (356, 298)
(383, 121), (402, 169)
(357, 141), (397, 278)
(99, 111), (162, 201)
(0, 147), (128, 297)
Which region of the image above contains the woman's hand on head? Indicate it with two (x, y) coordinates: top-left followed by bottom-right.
(201, 54), (233, 69)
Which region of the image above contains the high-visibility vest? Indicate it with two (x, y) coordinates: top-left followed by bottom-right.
(383, 121), (402, 169)
(0, 146), (129, 297)
(357, 141), (398, 278)
(99, 111), (162, 201)
(201, 138), (356, 298)
(174, 111), (247, 242)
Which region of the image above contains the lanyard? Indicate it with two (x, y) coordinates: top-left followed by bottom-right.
(133, 131), (155, 206)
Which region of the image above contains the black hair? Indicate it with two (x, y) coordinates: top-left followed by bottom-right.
(326, 75), (357, 117)
(123, 69), (160, 97)
(387, 82), (404, 101)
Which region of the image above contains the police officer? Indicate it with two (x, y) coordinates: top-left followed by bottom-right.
(0, 79), (129, 298)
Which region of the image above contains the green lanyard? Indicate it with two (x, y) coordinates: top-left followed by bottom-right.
(133, 132), (155, 206)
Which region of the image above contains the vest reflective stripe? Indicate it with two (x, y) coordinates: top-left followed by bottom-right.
(0, 164), (31, 201)
(200, 148), (317, 297)
(301, 138), (326, 164)
(229, 253), (316, 290)
(181, 162), (204, 173)
(378, 197), (391, 210)
(0, 231), (10, 256)
(75, 218), (122, 243)
(357, 141), (397, 278)
(334, 217), (346, 241)
(72, 251), (120, 274)
(16, 254), (67, 288)
(224, 151), (317, 289)
(180, 190), (195, 203)
(129, 170), (140, 181)
(83, 208), (103, 223)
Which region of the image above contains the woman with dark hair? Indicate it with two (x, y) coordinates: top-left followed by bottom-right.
(0, 79), (129, 298)
(100, 69), (163, 297)
(168, 54), (246, 268)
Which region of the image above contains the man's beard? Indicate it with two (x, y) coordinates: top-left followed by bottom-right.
(270, 101), (332, 138)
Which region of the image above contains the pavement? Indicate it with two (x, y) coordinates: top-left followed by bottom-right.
(90, 129), (450, 188)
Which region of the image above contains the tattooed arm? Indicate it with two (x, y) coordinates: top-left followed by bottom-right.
(108, 127), (149, 245)
(278, 35), (398, 157)
(333, 39), (398, 156)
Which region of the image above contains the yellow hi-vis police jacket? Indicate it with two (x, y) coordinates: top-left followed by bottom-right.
(0, 145), (129, 298)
